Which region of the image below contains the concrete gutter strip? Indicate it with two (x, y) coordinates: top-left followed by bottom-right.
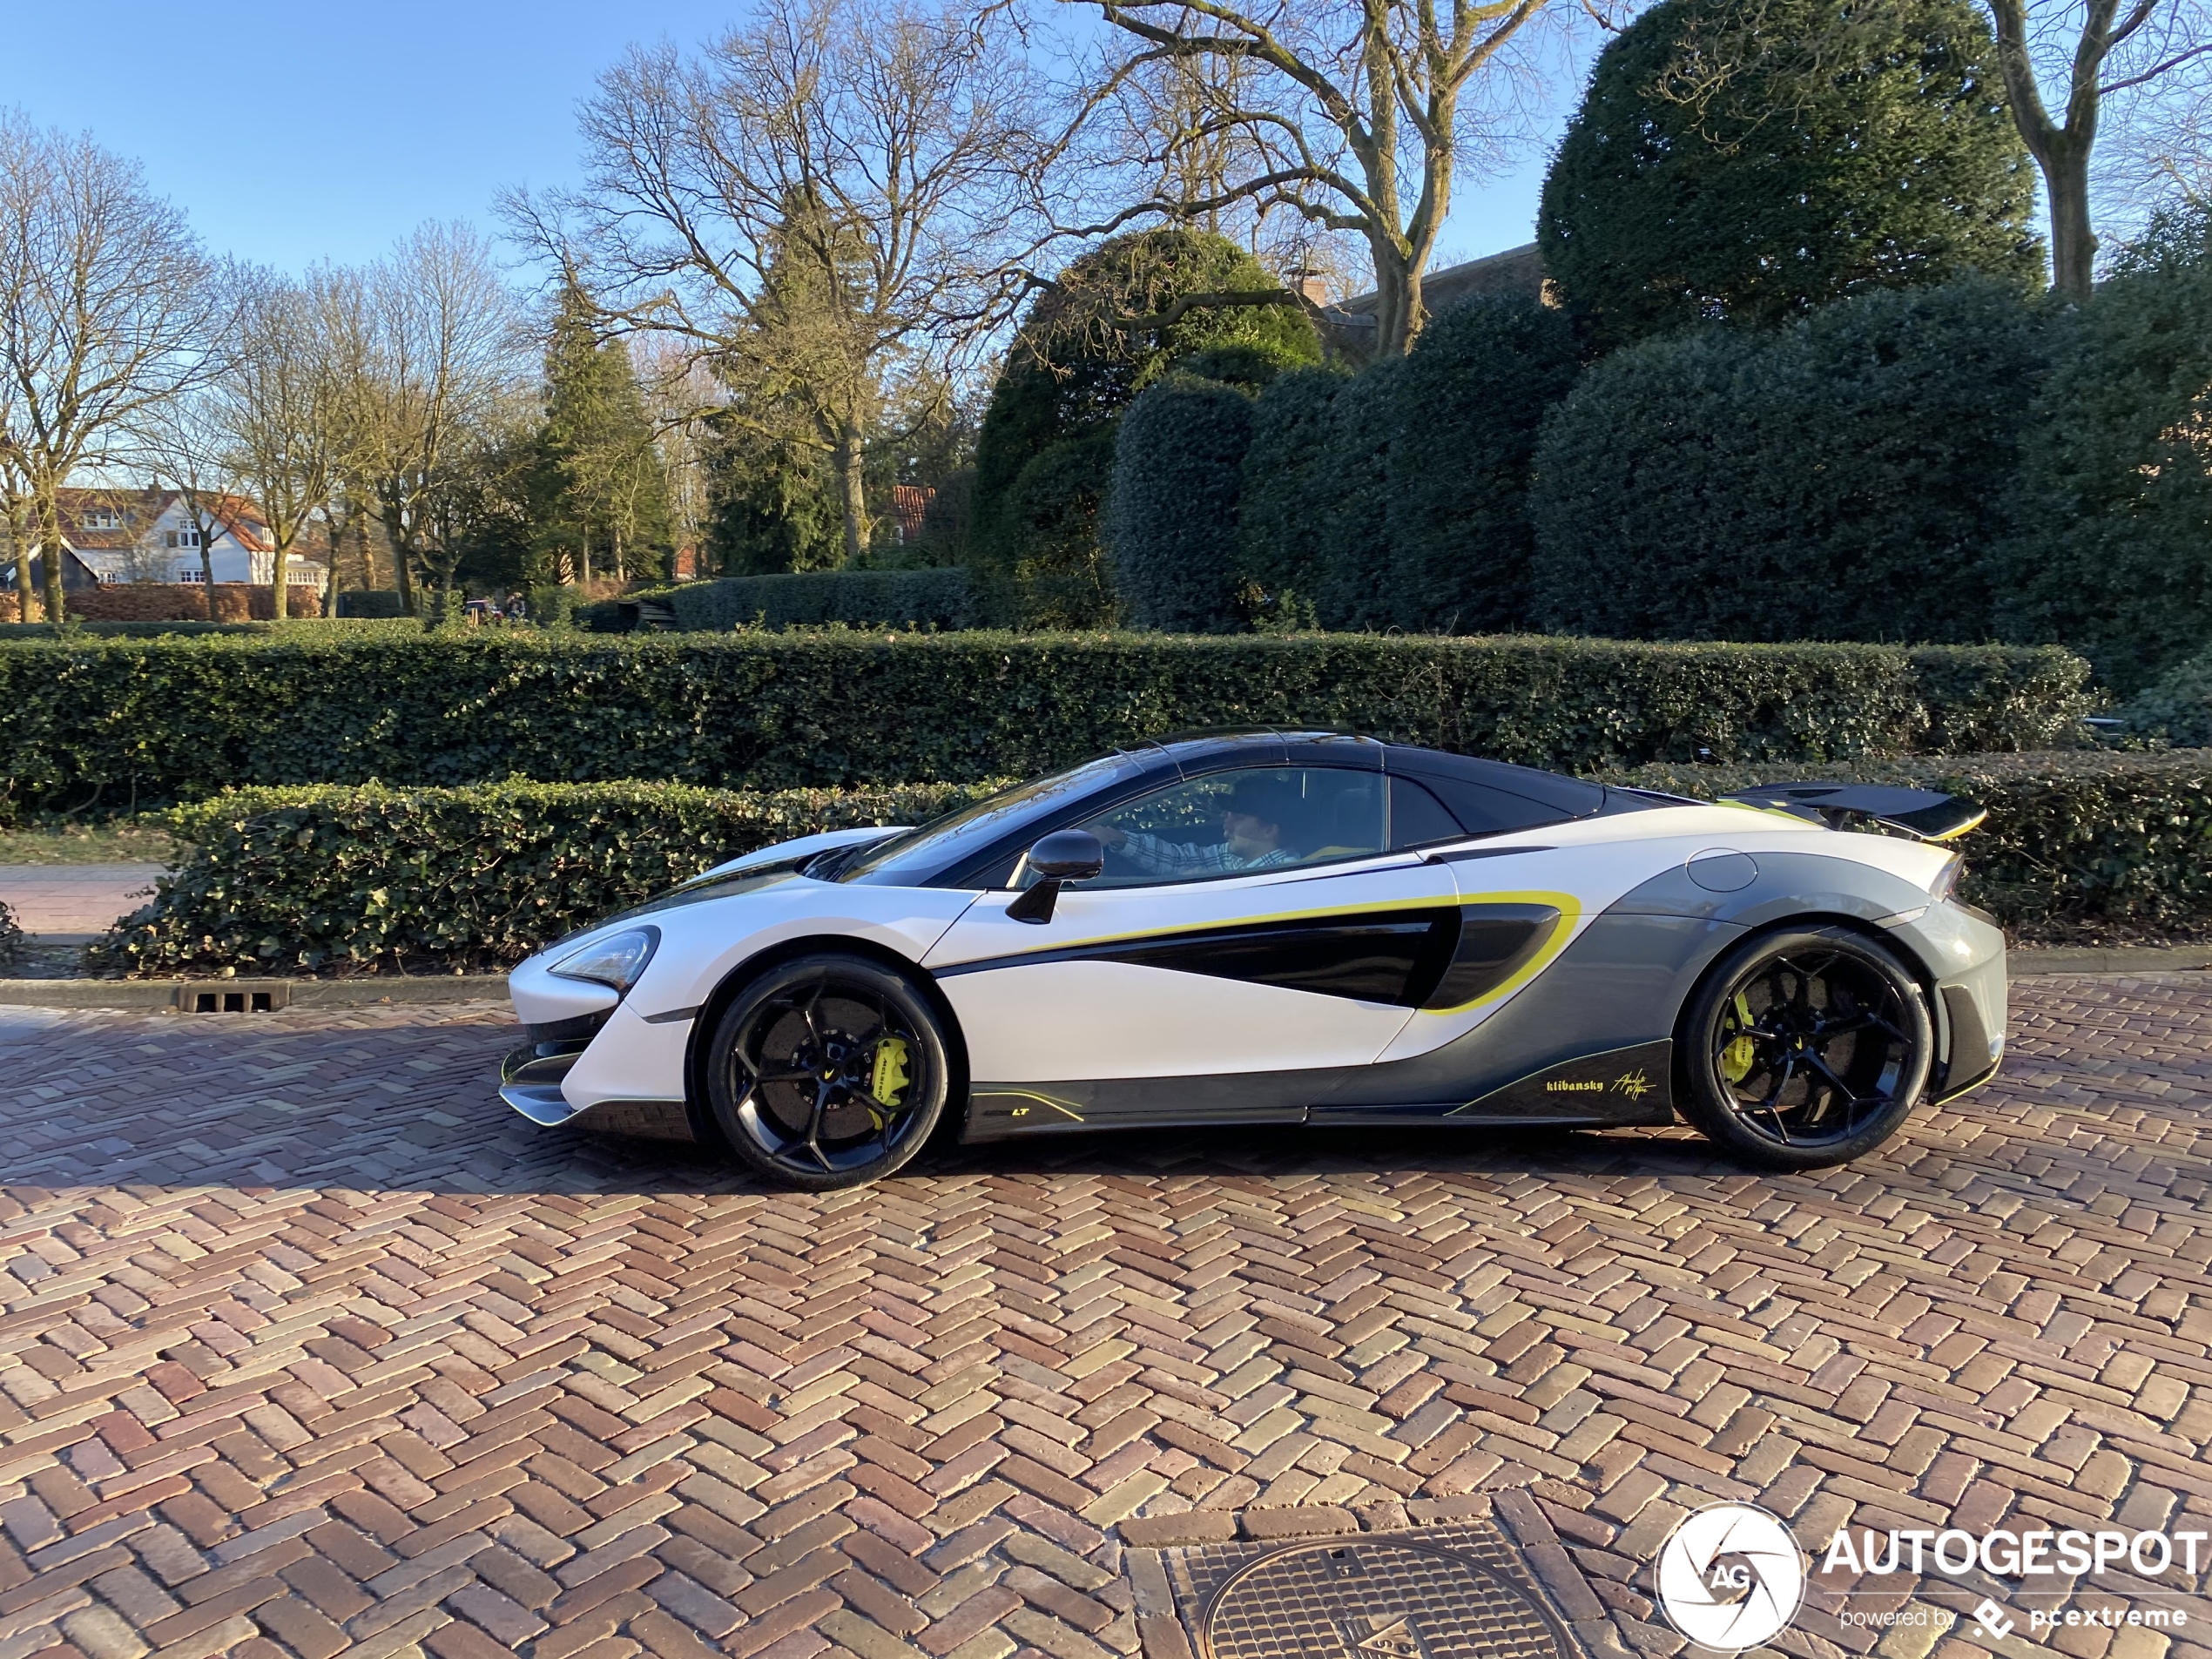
(0, 975), (510, 1009)
(0, 948), (2204, 1009)
(2009, 947), (2212, 976)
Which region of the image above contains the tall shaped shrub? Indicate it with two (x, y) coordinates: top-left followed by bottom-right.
(1539, 0), (2041, 351)
(1995, 208), (2212, 692)
(1530, 279), (2047, 641)
(1108, 374), (1255, 632)
(1386, 296), (1581, 632)
(1238, 368), (1350, 623)
(968, 230), (1317, 625)
(1313, 358), (1406, 631)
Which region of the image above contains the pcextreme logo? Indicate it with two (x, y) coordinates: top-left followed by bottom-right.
(1656, 1504), (1806, 1650)
(1651, 1509), (2205, 1651)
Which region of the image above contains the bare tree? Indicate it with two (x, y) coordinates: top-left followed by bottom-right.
(138, 382), (244, 616)
(339, 224), (520, 614)
(1979, 0), (2210, 295)
(218, 269), (341, 619)
(0, 111), (219, 624)
(636, 337), (718, 574)
(1061, 0), (1602, 355)
(511, 0), (1042, 563)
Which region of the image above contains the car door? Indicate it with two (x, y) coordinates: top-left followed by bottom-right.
(922, 765), (1460, 1112)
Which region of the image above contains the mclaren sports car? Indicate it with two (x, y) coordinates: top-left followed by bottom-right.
(500, 730), (2006, 1190)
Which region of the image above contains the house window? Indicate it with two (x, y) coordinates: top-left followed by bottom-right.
(177, 567), (205, 583)
(165, 528), (202, 549)
(82, 509), (120, 530)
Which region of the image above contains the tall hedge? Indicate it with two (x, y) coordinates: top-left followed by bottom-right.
(1993, 207), (2212, 693)
(1385, 296), (1581, 632)
(1530, 279), (2047, 642)
(1108, 373), (1255, 632)
(648, 570), (974, 631)
(1539, 0), (2041, 350)
(0, 632), (2088, 813)
(1237, 368), (1350, 622)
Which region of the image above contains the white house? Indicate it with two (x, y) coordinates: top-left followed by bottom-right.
(42, 488), (329, 593)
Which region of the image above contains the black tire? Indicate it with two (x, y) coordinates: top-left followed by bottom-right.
(705, 953), (951, 1190)
(1677, 925), (1932, 1170)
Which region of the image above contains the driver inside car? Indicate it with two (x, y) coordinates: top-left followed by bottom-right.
(1094, 776), (1305, 879)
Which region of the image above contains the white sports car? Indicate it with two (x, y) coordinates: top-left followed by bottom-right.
(502, 730), (2006, 1190)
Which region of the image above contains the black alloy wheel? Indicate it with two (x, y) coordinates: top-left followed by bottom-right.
(1678, 925), (1932, 1169)
(705, 954), (951, 1190)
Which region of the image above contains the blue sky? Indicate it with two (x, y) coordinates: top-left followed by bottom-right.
(0, 1), (1567, 280)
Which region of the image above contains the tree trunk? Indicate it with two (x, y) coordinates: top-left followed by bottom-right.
(199, 536), (217, 620)
(35, 491), (64, 626)
(1363, 236), (1424, 359)
(835, 427), (868, 565)
(271, 544), (290, 621)
(2046, 144), (2098, 303)
(580, 527), (591, 585)
(393, 525), (418, 616)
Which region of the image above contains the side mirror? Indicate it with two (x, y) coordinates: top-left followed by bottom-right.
(1005, 829), (1104, 924)
(1028, 829), (1106, 881)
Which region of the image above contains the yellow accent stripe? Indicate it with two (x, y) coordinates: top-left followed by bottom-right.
(973, 1089), (1086, 1122)
(1922, 808), (1988, 842)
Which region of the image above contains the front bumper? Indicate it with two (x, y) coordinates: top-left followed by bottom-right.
(498, 1001), (702, 1143)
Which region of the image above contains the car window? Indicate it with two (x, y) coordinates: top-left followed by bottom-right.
(840, 751), (1146, 886)
(1062, 767), (1386, 889)
(1413, 772), (1581, 836)
(1388, 777), (1464, 848)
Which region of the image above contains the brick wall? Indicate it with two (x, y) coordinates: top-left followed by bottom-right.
(71, 583), (326, 622)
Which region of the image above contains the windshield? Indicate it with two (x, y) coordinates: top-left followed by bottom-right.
(839, 752), (1148, 887)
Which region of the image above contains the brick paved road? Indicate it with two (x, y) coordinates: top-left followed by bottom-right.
(1, 976), (2209, 1659)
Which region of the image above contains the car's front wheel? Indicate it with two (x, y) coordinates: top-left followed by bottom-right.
(1677, 925), (1932, 1170)
(705, 953), (950, 1190)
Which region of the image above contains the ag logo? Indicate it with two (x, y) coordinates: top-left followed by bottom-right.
(1656, 1503), (1805, 1650)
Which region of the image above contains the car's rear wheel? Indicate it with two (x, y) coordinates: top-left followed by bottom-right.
(1677, 926), (1932, 1169)
(705, 954), (949, 1190)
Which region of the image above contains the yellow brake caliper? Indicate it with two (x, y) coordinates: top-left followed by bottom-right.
(1722, 992), (1758, 1084)
(870, 1037), (911, 1124)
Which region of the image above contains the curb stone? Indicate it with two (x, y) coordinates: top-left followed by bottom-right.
(0, 974), (509, 1009)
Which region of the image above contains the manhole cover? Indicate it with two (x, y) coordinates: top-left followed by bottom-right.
(1200, 1538), (1571, 1659)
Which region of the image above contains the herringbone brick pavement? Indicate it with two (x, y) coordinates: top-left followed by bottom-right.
(0, 976), (2209, 1659)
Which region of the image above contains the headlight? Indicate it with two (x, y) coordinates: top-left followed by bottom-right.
(1930, 853), (1965, 904)
(550, 927), (659, 994)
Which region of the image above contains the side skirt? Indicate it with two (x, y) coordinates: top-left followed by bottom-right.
(959, 1036), (1676, 1143)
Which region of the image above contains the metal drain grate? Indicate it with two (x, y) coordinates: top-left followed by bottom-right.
(175, 982), (291, 1014)
(1199, 1538), (1569, 1659)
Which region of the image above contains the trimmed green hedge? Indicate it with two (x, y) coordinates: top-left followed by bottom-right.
(2122, 653), (2212, 747)
(91, 779), (1002, 976)
(640, 570), (975, 632)
(0, 633), (2091, 811)
(1604, 749), (2212, 940)
(89, 748), (2211, 976)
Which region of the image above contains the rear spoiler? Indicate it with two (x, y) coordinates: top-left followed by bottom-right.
(1720, 782), (1986, 842)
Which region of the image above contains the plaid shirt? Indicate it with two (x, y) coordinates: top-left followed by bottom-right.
(1116, 832), (1299, 880)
